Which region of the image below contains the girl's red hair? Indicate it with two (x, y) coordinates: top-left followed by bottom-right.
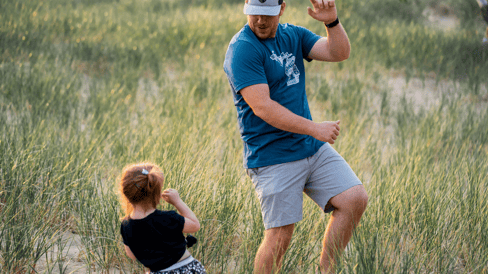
(119, 162), (164, 219)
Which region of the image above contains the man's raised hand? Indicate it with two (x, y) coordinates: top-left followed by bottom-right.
(307, 0), (338, 24)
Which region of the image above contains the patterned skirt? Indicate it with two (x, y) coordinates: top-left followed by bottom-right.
(150, 257), (206, 274)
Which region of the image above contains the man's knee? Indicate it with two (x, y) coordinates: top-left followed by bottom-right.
(352, 185), (368, 213)
(263, 223), (295, 249)
(356, 187), (369, 213)
(331, 185), (368, 213)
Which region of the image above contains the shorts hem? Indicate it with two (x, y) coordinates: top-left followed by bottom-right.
(264, 217), (302, 230)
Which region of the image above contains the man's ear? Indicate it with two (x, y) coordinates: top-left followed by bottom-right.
(279, 1), (286, 16)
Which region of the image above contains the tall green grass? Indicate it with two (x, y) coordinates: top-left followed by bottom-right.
(1, 0), (487, 273)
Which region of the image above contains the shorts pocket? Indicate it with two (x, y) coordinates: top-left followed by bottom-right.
(246, 167), (260, 177)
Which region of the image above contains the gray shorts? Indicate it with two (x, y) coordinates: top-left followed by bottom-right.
(246, 143), (362, 230)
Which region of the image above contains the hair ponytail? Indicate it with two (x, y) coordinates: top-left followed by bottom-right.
(119, 162), (165, 219)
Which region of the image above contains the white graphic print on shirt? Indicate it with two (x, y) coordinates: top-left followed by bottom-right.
(270, 51), (300, 86)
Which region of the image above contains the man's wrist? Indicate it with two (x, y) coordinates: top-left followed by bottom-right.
(324, 17), (340, 28)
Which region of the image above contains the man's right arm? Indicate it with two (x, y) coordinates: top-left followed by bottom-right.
(240, 83), (340, 144)
(307, 0), (350, 62)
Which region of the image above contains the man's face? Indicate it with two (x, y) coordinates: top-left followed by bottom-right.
(247, 14), (280, 39)
(247, 3), (285, 40)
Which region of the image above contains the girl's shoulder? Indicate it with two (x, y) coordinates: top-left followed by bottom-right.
(154, 209), (173, 214)
(121, 210), (182, 226)
(152, 210), (185, 226)
(121, 216), (130, 225)
(153, 209), (182, 218)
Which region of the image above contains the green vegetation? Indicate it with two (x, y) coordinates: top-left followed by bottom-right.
(1, 0), (487, 273)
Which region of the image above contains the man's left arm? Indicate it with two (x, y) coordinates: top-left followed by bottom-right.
(306, 0), (351, 62)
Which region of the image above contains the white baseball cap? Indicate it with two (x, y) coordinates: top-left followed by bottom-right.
(244, 0), (283, 16)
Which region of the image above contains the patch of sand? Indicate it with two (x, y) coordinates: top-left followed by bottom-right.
(423, 6), (460, 31)
(35, 232), (88, 274)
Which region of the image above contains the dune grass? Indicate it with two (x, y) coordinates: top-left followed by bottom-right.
(1, 0), (487, 273)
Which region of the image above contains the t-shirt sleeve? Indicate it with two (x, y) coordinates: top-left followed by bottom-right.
(166, 210), (185, 232)
(224, 40), (267, 93)
(296, 25), (322, 62)
(120, 222), (129, 245)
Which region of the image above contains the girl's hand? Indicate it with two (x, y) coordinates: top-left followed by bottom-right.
(162, 188), (181, 205)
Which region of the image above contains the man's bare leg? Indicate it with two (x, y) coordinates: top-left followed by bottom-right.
(320, 185), (368, 274)
(254, 223), (295, 274)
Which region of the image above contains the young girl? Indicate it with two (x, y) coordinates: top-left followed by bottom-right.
(119, 162), (206, 274)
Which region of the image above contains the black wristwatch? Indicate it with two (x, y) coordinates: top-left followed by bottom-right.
(325, 17), (340, 28)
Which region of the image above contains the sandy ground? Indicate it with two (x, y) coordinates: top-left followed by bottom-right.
(35, 232), (91, 274)
(33, 7), (488, 274)
(423, 6), (460, 31)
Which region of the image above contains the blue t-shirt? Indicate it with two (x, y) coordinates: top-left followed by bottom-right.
(120, 210), (186, 272)
(223, 23), (325, 169)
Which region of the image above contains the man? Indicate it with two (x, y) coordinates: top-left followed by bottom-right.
(476, 0), (488, 43)
(223, 0), (368, 273)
